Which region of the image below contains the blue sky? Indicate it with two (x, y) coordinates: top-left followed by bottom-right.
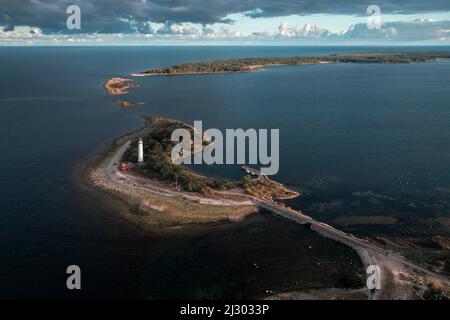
(1, 1), (450, 45)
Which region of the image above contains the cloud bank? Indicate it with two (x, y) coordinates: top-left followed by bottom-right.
(2, 18), (450, 45)
(1, 0), (450, 34)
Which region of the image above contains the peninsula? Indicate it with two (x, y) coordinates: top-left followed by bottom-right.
(132, 51), (450, 77)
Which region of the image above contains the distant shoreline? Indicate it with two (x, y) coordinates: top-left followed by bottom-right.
(130, 64), (288, 77)
(131, 51), (450, 77)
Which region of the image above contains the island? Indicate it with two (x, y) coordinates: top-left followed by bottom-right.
(132, 51), (450, 77)
(104, 78), (145, 108)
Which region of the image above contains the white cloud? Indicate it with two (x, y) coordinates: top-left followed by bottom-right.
(156, 22), (200, 35)
(2, 18), (450, 45)
(276, 22), (333, 38)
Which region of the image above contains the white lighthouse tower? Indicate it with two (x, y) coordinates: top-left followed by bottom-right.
(138, 138), (144, 163)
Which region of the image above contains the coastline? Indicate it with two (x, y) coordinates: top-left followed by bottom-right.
(131, 51), (450, 78)
(130, 62), (335, 78)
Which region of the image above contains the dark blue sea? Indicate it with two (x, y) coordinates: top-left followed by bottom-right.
(1, 46), (450, 298)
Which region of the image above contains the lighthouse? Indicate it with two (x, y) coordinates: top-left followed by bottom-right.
(138, 138), (144, 163)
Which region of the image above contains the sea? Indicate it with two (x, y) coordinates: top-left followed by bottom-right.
(1, 46), (450, 298)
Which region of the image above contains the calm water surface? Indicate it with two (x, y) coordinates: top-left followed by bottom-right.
(1, 46), (450, 297)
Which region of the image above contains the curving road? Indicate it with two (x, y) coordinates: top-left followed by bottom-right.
(106, 140), (450, 299)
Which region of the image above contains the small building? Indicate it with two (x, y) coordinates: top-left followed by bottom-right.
(120, 162), (135, 171)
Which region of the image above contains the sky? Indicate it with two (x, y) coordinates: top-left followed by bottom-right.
(1, 0), (450, 45)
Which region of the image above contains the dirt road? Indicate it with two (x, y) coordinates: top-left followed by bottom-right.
(105, 140), (450, 299)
